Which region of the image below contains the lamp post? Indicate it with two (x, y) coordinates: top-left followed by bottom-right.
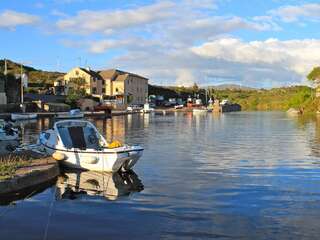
(20, 61), (31, 111)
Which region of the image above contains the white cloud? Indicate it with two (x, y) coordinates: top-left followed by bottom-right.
(191, 38), (320, 75)
(0, 10), (39, 30)
(56, 1), (306, 87)
(56, 1), (175, 34)
(269, 3), (320, 22)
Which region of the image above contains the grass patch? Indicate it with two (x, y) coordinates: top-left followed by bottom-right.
(0, 154), (32, 180)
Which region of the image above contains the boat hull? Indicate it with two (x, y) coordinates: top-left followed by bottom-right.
(55, 114), (84, 120)
(42, 144), (143, 172)
(11, 113), (37, 121)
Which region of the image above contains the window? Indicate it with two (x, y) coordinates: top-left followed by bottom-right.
(102, 80), (105, 85)
(116, 88), (119, 92)
(92, 87), (97, 94)
(93, 77), (96, 82)
(102, 88), (105, 93)
(75, 70), (79, 75)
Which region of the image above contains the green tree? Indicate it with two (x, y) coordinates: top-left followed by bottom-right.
(308, 67), (320, 98)
(192, 83), (199, 94)
(66, 77), (87, 107)
(308, 67), (320, 83)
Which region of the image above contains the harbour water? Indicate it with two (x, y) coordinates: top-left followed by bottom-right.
(1, 112), (320, 239)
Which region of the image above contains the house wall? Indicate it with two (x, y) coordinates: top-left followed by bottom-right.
(0, 77), (6, 104)
(64, 68), (92, 95)
(125, 75), (148, 105)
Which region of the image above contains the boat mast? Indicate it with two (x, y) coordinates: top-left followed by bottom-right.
(20, 63), (24, 105)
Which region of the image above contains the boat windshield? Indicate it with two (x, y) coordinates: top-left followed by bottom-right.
(57, 122), (101, 150)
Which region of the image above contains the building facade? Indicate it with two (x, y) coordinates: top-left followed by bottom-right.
(99, 69), (148, 105)
(62, 67), (148, 105)
(63, 67), (104, 96)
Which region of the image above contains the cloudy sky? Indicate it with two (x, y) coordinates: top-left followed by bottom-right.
(1, 0), (320, 87)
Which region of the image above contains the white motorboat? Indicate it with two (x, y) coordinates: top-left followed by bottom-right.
(56, 170), (143, 201)
(140, 103), (154, 113)
(55, 109), (84, 119)
(11, 113), (37, 121)
(0, 120), (20, 141)
(38, 120), (144, 172)
(192, 108), (209, 114)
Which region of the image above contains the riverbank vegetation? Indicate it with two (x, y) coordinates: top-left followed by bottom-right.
(0, 155), (30, 180)
(150, 85), (317, 112)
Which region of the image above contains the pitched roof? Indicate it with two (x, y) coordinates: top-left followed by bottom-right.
(79, 67), (102, 80)
(98, 69), (148, 81)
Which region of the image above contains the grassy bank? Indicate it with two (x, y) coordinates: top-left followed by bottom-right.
(150, 85), (318, 112)
(0, 154), (33, 180)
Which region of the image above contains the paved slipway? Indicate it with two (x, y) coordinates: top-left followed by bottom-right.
(0, 154), (59, 198)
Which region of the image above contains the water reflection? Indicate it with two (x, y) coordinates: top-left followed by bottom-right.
(4, 113), (320, 239)
(56, 170), (143, 201)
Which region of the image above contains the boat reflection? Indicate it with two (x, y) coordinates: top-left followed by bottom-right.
(56, 170), (144, 201)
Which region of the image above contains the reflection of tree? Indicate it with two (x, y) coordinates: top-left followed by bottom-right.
(310, 116), (320, 157)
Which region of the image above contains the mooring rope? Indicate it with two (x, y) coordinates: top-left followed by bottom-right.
(42, 186), (57, 240)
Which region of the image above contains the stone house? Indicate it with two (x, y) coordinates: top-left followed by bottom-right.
(63, 67), (104, 96)
(99, 69), (148, 105)
(61, 67), (148, 106)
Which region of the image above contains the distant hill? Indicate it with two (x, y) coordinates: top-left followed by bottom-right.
(0, 59), (64, 87)
(209, 84), (256, 90)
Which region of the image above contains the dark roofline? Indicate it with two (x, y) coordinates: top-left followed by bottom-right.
(79, 67), (103, 80)
(98, 68), (148, 80)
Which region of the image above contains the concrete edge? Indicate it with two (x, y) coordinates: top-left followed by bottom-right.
(0, 161), (60, 195)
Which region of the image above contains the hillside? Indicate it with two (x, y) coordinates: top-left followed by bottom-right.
(150, 85), (317, 112)
(0, 59), (64, 87)
(209, 84), (255, 90)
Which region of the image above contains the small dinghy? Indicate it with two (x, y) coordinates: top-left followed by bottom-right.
(0, 120), (20, 141)
(38, 120), (143, 172)
(193, 108), (209, 114)
(55, 109), (84, 120)
(140, 103), (154, 113)
(11, 113), (37, 121)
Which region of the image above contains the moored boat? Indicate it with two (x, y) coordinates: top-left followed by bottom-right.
(0, 120), (20, 141)
(11, 113), (37, 121)
(140, 103), (154, 113)
(55, 109), (84, 119)
(38, 120), (143, 172)
(192, 108), (209, 114)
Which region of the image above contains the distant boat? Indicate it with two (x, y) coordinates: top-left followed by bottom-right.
(193, 108), (209, 114)
(11, 113), (37, 121)
(55, 109), (84, 119)
(38, 120), (144, 172)
(0, 120), (20, 141)
(140, 103), (154, 113)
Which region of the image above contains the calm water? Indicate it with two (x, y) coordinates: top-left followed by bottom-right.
(2, 112), (320, 239)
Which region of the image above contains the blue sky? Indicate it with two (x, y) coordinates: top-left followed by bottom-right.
(1, 0), (320, 87)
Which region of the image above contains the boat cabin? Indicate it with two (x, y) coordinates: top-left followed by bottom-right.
(55, 121), (105, 150)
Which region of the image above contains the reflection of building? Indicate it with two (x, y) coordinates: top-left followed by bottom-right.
(56, 170), (143, 201)
(58, 67), (148, 105)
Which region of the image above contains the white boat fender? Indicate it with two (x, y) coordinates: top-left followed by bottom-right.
(83, 156), (99, 164)
(52, 152), (67, 161)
